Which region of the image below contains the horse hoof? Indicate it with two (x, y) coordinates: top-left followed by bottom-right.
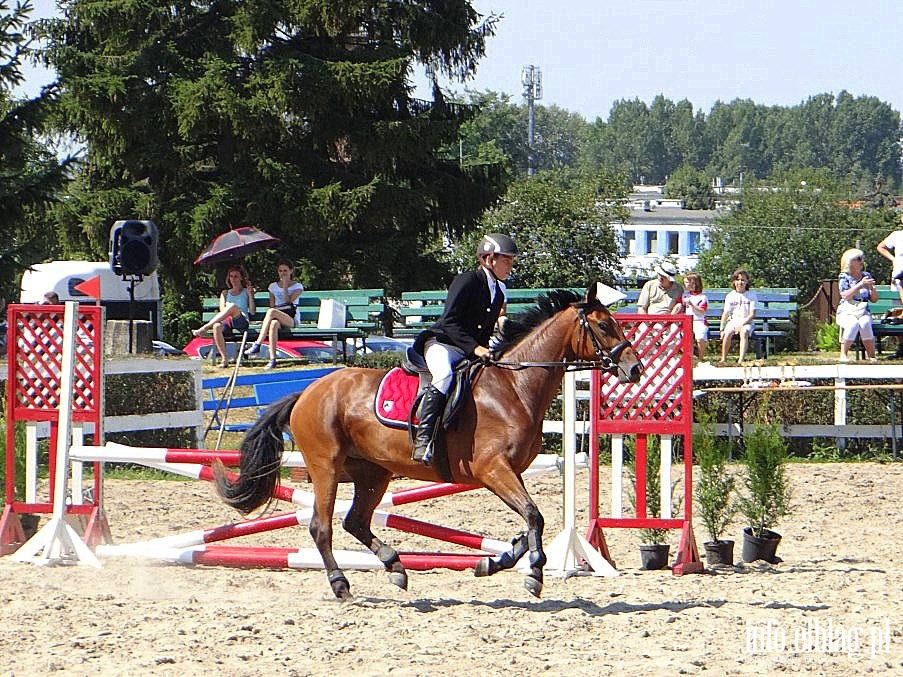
(474, 557), (491, 577)
(523, 576), (543, 598)
(330, 579), (352, 600)
(388, 571), (408, 591)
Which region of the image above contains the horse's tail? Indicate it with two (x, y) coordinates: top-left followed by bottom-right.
(213, 392), (298, 514)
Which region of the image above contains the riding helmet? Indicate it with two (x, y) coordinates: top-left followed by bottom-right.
(476, 233), (520, 258)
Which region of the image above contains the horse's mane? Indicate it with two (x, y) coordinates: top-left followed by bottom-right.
(494, 289), (583, 355)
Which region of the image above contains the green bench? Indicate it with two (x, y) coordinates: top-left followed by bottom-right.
(851, 286), (903, 355)
(202, 288), (386, 361)
(395, 287), (586, 337)
(619, 287), (799, 358)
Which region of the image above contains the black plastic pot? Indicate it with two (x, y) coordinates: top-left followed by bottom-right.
(639, 543), (670, 570)
(20, 514), (40, 541)
(741, 527), (782, 563)
(703, 539), (735, 566)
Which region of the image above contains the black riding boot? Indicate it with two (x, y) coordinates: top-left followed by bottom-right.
(412, 385), (447, 465)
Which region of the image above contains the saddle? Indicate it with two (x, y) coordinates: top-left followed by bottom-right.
(373, 348), (472, 431)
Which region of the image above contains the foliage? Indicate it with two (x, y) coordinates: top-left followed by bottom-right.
(36, 1), (501, 334)
(450, 90), (591, 178)
(0, 417), (27, 501)
(354, 350), (404, 370)
(104, 367), (198, 448)
(626, 435), (679, 544)
(694, 409), (737, 543)
(815, 320), (840, 352)
(665, 164), (715, 209)
(105, 370), (196, 415)
(446, 168), (628, 288)
(696, 176), (898, 298)
(0, 0), (71, 301)
(737, 417), (792, 537)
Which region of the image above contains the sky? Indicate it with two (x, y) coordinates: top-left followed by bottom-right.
(16, 0), (903, 120)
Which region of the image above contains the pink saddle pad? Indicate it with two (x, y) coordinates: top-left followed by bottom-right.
(374, 367), (419, 429)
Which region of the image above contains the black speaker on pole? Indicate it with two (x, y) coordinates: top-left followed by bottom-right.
(109, 220), (159, 276)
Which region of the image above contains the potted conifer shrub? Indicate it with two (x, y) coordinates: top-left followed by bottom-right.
(629, 436), (678, 570)
(737, 417), (792, 564)
(694, 410), (737, 566)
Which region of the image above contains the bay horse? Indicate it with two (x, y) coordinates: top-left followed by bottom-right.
(214, 284), (641, 599)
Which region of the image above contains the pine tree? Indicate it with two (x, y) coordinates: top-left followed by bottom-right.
(40, 1), (500, 331)
(0, 0), (69, 300)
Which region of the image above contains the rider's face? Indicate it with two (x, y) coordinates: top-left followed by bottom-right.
(488, 254), (514, 280)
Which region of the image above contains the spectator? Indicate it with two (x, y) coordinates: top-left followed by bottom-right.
(42, 291), (60, 305)
(244, 260), (304, 370)
(836, 248), (878, 363)
(681, 272), (709, 363)
(192, 265), (255, 368)
(875, 212), (903, 358)
(719, 269), (757, 365)
(637, 262), (684, 314)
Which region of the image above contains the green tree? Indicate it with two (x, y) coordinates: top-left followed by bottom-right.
(447, 168), (628, 288)
(664, 164), (714, 209)
(452, 90), (589, 179)
(37, 1), (500, 337)
(0, 0), (70, 300)
(697, 173), (897, 300)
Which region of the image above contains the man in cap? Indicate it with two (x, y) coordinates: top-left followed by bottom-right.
(637, 261), (684, 314)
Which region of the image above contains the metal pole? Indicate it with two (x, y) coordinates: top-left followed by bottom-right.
(521, 65), (542, 177)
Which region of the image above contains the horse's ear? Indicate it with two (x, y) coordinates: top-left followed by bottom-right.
(584, 282), (599, 305)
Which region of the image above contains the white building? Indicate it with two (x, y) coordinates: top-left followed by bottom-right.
(615, 185), (719, 283)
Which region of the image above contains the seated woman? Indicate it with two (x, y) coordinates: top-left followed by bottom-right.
(192, 265), (255, 368)
(836, 248), (878, 363)
(719, 268), (757, 365)
(243, 260), (303, 369)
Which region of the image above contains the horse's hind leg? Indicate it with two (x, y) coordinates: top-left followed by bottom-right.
(306, 465), (353, 600)
(342, 459), (408, 592)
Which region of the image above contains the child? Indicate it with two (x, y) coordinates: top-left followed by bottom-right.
(681, 272), (708, 363)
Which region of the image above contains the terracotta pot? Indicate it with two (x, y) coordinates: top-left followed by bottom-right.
(741, 527), (782, 563)
(639, 543), (670, 570)
(703, 539), (735, 566)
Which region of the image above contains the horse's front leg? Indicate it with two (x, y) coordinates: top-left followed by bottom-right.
(475, 478), (546, 598)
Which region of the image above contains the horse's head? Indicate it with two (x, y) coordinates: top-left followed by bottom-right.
(573, 283), (642, 383)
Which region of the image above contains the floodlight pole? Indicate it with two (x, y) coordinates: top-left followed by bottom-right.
(521, 65), (542, 177)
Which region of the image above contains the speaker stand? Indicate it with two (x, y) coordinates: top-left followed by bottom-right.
(121, 274), (144, 353)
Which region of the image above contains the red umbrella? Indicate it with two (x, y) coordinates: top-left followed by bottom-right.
(194, 226), (281, 267)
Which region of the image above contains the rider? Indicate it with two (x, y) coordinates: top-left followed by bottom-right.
(411, 233), (520, 464)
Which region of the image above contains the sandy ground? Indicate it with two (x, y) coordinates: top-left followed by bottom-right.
(1, 462), (902, 676)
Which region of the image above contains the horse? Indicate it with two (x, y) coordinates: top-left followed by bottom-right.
(214, 284), (641, 600)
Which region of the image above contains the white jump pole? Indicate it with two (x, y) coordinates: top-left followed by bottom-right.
(543, 370), (618, 577)
(12, 302), (100, 567)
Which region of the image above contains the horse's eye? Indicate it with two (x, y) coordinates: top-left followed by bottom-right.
(596, 321), (611, 334)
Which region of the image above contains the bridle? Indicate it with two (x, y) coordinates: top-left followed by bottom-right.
(574, 306), (632, 374)
(488, 306), (633, 374)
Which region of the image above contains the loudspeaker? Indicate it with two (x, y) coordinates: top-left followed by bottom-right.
(110, 220), (159, 276)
